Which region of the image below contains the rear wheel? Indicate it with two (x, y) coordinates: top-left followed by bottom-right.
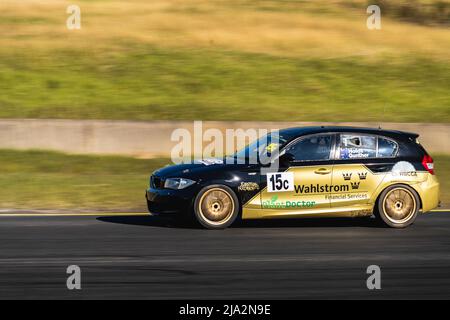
(193, 185), (239, 229)
(375, 184), (420, 228)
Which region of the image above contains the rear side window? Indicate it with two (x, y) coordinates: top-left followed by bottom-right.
(378, 137), (398, 157)
(339, 134), (398, 159)
(340, 134), (377, 159)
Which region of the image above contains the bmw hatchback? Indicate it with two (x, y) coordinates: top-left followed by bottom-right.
(146, 126), (440, 229)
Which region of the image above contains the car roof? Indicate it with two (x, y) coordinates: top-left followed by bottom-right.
(279, 126), (419, 141)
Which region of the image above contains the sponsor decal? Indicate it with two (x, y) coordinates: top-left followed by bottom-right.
(197, 158), (223, 166)
(326, 193), (369, 200)
(343, 171), (367, 181)
(351, 181), (360, 190)
(267, 172), (294, 193)
(358, 172), (367, 180)
(238, 182), (259, 192)
(392, 161), (415, 173)
(353, 209), (372, 217)
(295, 183), (350, 194)
(397, 171), (418, 177)
(262, 195), (316, 209)
(265, 143), (279, 153)
(392, 161), (417, 177)
(342, 173), (352, 180)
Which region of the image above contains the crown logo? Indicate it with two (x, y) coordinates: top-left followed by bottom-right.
(342, 173), (352, 180)
(358, 172), (367, 180)
(351, 182), (360, 190)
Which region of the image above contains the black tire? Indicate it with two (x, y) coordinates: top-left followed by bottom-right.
(375, 184), (420, 228)
(193, 185), (240, 229)
(146, 199), (152, 214)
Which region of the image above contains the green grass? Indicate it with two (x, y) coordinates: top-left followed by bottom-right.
(1, 0), (449, 122)
(0, 150), (448, 211)
(0, 150), (170, 211)
(1, 48), (449, 122)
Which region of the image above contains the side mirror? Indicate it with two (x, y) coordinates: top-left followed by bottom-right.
(279, 152), (295, 166)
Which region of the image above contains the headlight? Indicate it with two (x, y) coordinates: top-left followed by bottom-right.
(164, 178), (196, 190)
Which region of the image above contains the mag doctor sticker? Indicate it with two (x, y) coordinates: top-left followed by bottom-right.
(267, 172), (294, 192)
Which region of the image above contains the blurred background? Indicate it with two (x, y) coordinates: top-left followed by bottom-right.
(0, 0), (448, 211)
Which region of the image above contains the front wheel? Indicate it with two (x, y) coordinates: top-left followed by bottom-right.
(375, 184), (420, 228)
(193, 185), (240, 229)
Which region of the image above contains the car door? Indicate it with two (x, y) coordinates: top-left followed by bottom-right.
(260, 133), (335, 215)
(331, 133), (397, 209)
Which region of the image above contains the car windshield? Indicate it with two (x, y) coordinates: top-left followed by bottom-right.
(233, 133), (289, 162)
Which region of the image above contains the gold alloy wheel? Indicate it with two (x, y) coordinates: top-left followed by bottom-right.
(382, 187), (417, 224)
(198, 188), (235, 226)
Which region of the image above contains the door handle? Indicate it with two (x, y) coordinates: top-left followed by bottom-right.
(314, 168), (331, 175)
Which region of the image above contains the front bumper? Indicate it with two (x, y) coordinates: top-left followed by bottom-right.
(145, 187), (197, 215)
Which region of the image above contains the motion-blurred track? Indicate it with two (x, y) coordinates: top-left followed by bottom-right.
(1, 213), (450, 299)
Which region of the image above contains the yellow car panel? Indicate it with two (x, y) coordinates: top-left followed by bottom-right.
(243, 164), (439, 220)
(330, 164), (386, 208)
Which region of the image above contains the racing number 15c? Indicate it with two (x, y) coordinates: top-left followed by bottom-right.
(267, 172), (294, 193)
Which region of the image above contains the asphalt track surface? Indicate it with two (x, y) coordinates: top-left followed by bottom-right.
(0, 212), (450, 299)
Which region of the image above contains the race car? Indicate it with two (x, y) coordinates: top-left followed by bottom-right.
(146, 126), (440, 229)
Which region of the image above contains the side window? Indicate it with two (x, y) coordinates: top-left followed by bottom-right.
(340, 134), (376, 159)
(286, 134), (333, 161)
(378, 137), (398, 157)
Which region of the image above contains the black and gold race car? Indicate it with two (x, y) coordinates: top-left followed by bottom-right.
(146, 126), (440, 229)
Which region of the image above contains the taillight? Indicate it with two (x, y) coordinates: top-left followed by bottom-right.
(422, 155), (434, 175)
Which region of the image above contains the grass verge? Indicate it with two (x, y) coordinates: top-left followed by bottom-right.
(1, 48), (449, 122)
(0, 150), (170, 211)
(1, 0), (449, 122)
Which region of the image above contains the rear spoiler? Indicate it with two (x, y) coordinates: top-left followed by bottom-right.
(397, 130), (419, 140)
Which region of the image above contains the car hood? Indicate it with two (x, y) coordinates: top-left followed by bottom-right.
(153, 158), (251, 178)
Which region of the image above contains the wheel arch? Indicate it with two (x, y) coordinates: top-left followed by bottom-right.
(198, 180), (245, 215)
(373, 182), (423, 215)
(193, 183), (241, 229)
